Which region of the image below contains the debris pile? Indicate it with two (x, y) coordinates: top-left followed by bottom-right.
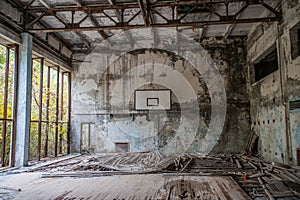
(4, 146), (298, 200)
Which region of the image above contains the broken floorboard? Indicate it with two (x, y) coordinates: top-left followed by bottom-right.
(1, 173), (251, 200)
(1, 152), (300, 199)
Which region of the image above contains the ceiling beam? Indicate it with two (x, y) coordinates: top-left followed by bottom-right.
(137, 0), (149, 26)
(26, 0), (269, 13)
(29, 15), (74, 50)
(7, 0), (24, 8)
(36, 0), (91, 48)
(223, 24), (235, 40)
(73, 0), (111, 42)
(197, 26), (207, 42)
(28, 16), (282, 33)
(147, 0), (159, 46)
(18, 0), (74, 51)
(107, 0), (134, 46)
(26, 0), (282, 34)
(38, 0), (51, 8)
(222, 1), (244, 41)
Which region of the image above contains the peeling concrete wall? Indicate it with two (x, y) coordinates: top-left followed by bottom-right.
(207, 41), (250, 154)
(71, 36), (250, 155)
(247, 1), (300, 165)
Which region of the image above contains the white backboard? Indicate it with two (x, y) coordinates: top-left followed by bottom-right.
(134, 90), (171, 110)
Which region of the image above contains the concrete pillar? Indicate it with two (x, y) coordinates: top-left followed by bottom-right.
(14, 33), (33, 167)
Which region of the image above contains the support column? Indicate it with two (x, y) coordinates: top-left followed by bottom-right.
(15, 33), (33, 167)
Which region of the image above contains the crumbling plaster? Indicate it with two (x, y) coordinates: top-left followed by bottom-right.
(71, 31), (250, 155)
(247, 1), (300, 165)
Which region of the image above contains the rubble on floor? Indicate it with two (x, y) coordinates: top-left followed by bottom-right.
(1, 151), (300, 199)
(25, 151), (173, 173)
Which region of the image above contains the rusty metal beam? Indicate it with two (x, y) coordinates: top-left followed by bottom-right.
(13, 0), (75, 55)
(34, 0), (91, 48)
(20, 0), (282, 50)
(38, 0), (51, 9)
(73, 0), (111, 41)
(25, 0), (37, 9)
(222, 1), (247, 41)
(196, 26), (205, 42)
(88, 14), (111, 39)
(137, 0), (149, 26)
(223, 24), (235, 40)
(259, 1), (281, 18)
(53, 13), (91, 48)
(26, 4), (139, 12)
(147, 0), (159, 46)
(25, 0), (264, 13)
(223, 2), (239, 40)
(8, 0), (24, 8)
(25, 0), (281, 34)
(107, 0), (134, 46)
(28, 16), (282, 33)
(26, 13), (74, 54)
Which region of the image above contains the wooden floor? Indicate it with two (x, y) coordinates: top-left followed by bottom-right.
(1, 173), (250, 200)
(2, 153), (299, 199)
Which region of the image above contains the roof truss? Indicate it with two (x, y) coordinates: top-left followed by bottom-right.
(24, 0), (282, 33)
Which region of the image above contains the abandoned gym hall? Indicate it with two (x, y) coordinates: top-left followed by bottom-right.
(0, 0), (300, 199)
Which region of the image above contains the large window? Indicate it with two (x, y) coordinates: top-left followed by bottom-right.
(0, 44), (16, 167)
(29, 59), (71, 161)
(254, 45), (279, 82)
(0, 43), (71, 167)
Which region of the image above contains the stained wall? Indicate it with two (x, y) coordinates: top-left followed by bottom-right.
(71, 32), (250, 155)
(247, 1), (300, 165)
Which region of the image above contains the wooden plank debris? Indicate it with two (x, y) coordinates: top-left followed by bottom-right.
(245, 131), (259, 156)
(3, 151), (300, 199)
(27, 153), (81, 172)
(258, 177), (275, 200)
(235, 158), (243, 169)
(249, 172), (265, 178)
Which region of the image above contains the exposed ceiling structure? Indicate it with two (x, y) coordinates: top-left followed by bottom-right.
(1, 0), (281, 55)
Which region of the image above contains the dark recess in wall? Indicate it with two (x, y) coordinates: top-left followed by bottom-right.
(254, 45), (278, 82)
(289, 99), (300, 111)
(290, 22), (300, 59)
